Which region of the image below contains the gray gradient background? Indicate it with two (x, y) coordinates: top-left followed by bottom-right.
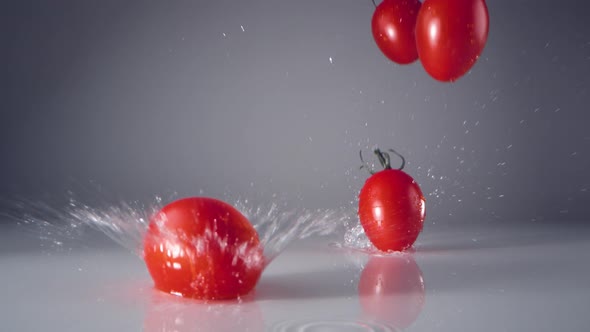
(2, 0), (589, 224)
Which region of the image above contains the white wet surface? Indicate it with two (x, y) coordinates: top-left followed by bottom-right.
(1, 222), (589, 332)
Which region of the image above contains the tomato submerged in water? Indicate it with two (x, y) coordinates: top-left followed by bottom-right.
(143, 197), (264, 300)
(358, 149), (425, 252)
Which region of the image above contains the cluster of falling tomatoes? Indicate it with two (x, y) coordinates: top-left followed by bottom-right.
(371, 0), (489, 82)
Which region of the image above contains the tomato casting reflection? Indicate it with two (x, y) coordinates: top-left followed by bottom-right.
(143, 291), (265, 332)
(358, 254), (425, 329)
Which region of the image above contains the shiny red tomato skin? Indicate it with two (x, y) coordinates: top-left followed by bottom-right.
(143, 197), (264, 300)
(372, 0), (422, 64)
(358, 169), (425, 252)
(415, 0), (489, 82)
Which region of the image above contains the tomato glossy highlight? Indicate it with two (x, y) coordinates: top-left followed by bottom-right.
(372, 0), (422, 64)
(415, 0), (489, 82)
(143, 197), (264, 300)
(358, 169), (425, 252)
(358, 254), (425, 329)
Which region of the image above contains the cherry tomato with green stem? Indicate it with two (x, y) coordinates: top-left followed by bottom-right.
(358, 149), (426, 252)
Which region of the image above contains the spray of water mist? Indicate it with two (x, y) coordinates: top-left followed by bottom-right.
(2, 188), (354, 264)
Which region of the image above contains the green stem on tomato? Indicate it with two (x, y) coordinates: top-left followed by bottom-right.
(359, 150), (376, 175)
(375, 149), (390, 169)
(359, 148), (406, 175)
(378, 148), (405, 171)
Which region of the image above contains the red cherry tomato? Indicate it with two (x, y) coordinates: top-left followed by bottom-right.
(415, 0), (489, 82)
(358, 149), (425, 252)
(358, 254), (425, 329)
(143, 197), (264, 300)
(372, 0), (422, 64)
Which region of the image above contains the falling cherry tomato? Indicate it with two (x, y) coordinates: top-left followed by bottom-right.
(143, 197), (264, 300)
(415, 0), (490, 82)
(358, 149), (425, 252)
(371, 0), (422, 64)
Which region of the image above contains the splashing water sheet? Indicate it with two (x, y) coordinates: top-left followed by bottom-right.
(3, 189), (350, 258)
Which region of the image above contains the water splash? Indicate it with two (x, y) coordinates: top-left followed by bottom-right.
(233, 199), (349, 261)
(343, 224), (374, 251)
(2, 188), (422, 261)
(3, 189), (350, 262)
(66, 195), (162, 254)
